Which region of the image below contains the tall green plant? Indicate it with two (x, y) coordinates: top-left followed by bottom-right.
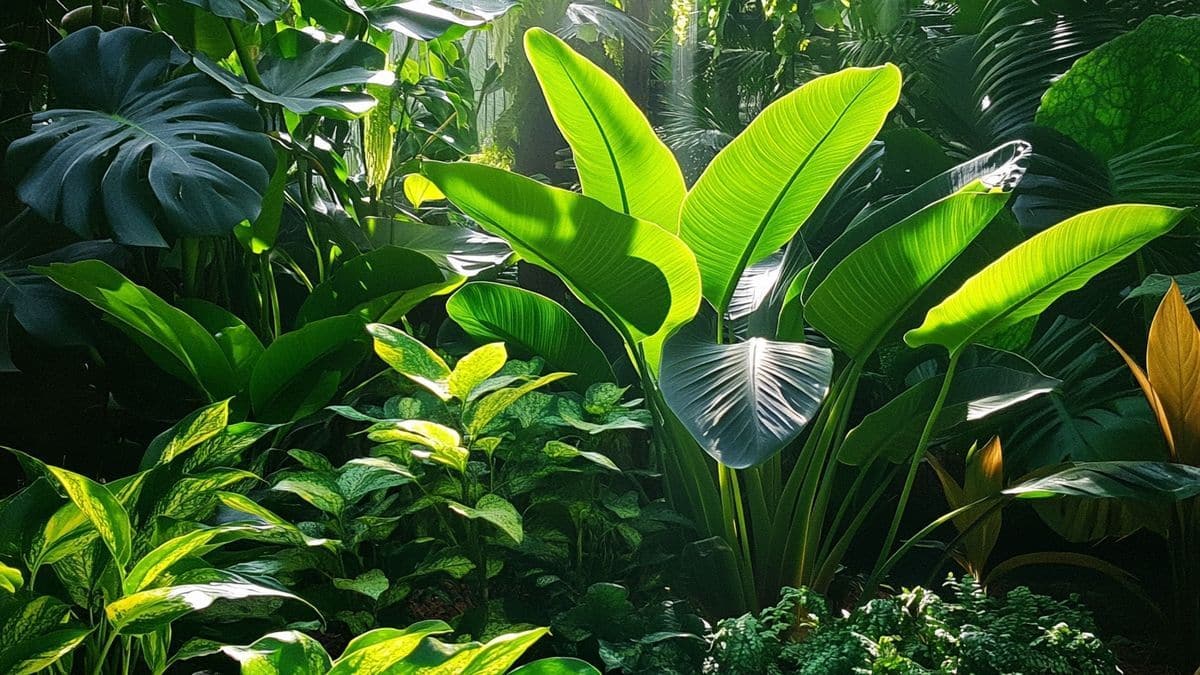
(423, 31), (1187, 614)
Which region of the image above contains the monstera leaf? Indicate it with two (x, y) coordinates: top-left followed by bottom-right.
(181, 0), (288, 22)
(356, 0), (515, 40)
(196, 29), (392, 118)
(5, 27), (275, 247)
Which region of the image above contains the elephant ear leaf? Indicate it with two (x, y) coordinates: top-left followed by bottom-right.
(524, 27), (686, 231)
(906, 204), (1189, 354)
(1037, 15), (1200, 162)
(5, 27), (275, 247)
(659, 317), (834, 468)
(680, 64), (901, 314)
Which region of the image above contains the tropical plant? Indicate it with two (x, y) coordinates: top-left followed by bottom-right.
(187, 621), (600, 674)
(1088, 280), (1200, 662)
(419, 28), (1189, 614)
(239, 328), (683, 652)
(702, 576), (1120, 674)
(0, 399), (321, 674)
(40, 253), (463, 422)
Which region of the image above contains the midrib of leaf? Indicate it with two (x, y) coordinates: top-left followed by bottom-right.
(483, 222), (644, 348)
(554, 56), (630, 215)
(718, 69), (886, 314)
(957, 230), (1153, 351)
(743, 338), (765, 444)
(109, 112), (188, 166)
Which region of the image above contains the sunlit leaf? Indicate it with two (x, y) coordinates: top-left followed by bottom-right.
(525, 28), (686, 230)
(906, 204), (1188, 353)
(447, 283), (614, 392)
(679, 64), (901, 313)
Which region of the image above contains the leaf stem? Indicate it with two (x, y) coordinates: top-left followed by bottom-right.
(225, 19), (265, 89)
(868, 348), (963, 591)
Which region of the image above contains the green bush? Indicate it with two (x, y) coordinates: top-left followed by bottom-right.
(704, 576), (1118, 674)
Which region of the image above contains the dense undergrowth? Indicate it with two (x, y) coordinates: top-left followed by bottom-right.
(2, 0), (1200, 672)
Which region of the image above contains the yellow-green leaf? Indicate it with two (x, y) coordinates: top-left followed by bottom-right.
(906, 204), (1189, 353)
(525, 28), (685, 231)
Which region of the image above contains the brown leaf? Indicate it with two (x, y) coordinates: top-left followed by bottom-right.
(1147, 280), (1200, 465)
(1102, 331), (1176, 459)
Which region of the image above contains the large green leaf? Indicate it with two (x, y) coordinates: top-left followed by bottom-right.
(1006, 461), (1200, 502)
(326, 621), (453, 674)
(5, 27), (274, 246)
(367, 219), (513, 277)
(679, 64), (901, 313)
(805, 180), (1012, 359)
(297, 247), (463, 326)
(801, 140), (1031, 302)
(839, 359), (1060, 465)
(40, 260), (238, 398)
(10, 450), (133, 568)
(221, 630), (332, 675)
(1036, 15), (1200, 162)
(423, 161), (701, 356)
(524, 28), (685, 230)
(249, 315), (370, 422)
(659, 318), (834, 468)
(180, 299), (266, 387)
(906, 204), (1189, 353)
(105, 571), (312, 635)
(180, 0), (287, 23)
(196, 29), (392, 118)
(447, 282), (614, 392)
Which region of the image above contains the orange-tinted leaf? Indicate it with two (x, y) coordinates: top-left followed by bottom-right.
(964, 436), (1004, 500)
(1147, 280), (1200, 465)
(1102, 331), (1175, 459)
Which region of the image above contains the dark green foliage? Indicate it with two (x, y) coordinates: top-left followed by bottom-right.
(6, 27), (275, 246)
(703, 577), (1119, 674)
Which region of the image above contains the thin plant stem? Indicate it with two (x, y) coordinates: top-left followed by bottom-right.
(868, 349), (964, 591)
(225, 20), (265, 89)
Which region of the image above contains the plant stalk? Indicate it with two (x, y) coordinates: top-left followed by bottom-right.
(868, 349), (963, 591)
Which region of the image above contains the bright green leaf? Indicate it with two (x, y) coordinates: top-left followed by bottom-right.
(298, 247), (463, 326)
(906, 204), (1189, 353)
(422, 161), (701, 365)
(367, 323), (452, 400)
(449, 342), (507, 401)
(805, 181), (1012, 359)
(680, 64), (901, 314)
(250, 315), (370, 422)
(447, 283), (615, 393)
(525, 28), (686, 230)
